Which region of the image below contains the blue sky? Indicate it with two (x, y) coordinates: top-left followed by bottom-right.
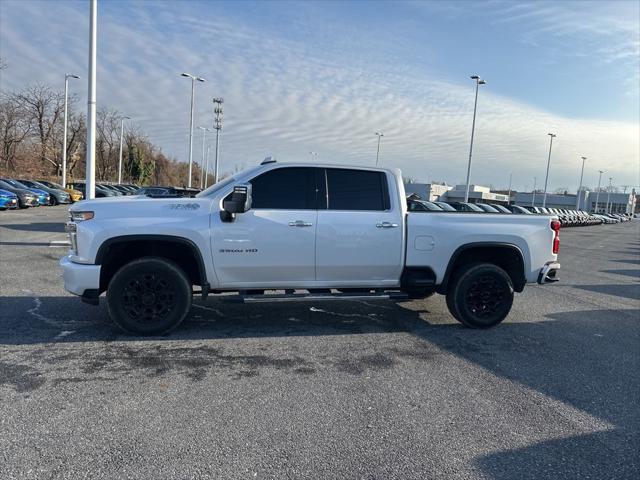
(1, 0), (638, 191)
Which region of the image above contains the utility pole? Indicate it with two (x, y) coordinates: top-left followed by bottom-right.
(117, 116), (130, 184)
(542, 133), (556, 208)
(594, 170), (604, 213)
(464, 75), (486, 202)
(62, 73), (80, 187)
(212, 97), (223, 185)
(197, 126), (211, 189)
(576, 156), (586, 210)
(85, 0), (97, 199)
(375, 132), (384, 166)
(532, 177), (537, 207)
(181, 73), (205, 188)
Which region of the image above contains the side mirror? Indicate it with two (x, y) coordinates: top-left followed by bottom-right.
(221, 183), (252, 221)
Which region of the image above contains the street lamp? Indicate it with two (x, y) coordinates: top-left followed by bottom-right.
(86, 0), (97, 199)
(375, 131), (384, 166)
(542, 133), (556, 208)
(181, 72), (205, 188)
(62, 73), (80, 188)
(507, 172), (512, 205)
(594, 170), (604, 213)
(606, 177), (613, 213)
(117, 115), (130, 184)
(576, 156), (586, 209)
(212, 97), (223, 186)
(197, 126), (212, 189)
(309, 151), (319, 161)
(464, 75), (486, 203)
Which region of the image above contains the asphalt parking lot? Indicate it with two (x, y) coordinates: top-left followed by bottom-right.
(1, 206), (638, 480)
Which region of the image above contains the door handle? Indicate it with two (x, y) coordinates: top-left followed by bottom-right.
(376, 222), (399, 228)
(289, 220), (313, 227)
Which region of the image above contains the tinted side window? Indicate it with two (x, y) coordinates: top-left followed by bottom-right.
(326, 169), (389, 211)
(250, 167), (316, 209)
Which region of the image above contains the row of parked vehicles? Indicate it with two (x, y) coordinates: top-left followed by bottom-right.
(406, 195), (633, 227)
(0, 177), (202, 211)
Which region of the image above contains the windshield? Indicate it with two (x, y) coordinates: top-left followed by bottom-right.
(465, 203), (484, 212)
(3, 179), (30, 189)
(477, 204), (500, 213)
(196, 166), (262, 197)
(434, 202), (456, 211)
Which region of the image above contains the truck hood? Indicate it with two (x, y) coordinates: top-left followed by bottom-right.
(70, 196), (213, 219)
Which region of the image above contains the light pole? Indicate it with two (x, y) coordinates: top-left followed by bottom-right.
(576, 156), (586, 210)
(594, 170), (604, 213)
(212, 97), (223, 185)
(181, 72), (205, 188)
(61, 73), (80, 187)
(542, 132), (556, 208)
(507, 173), (512, 205)
(375, 132), (384, 166)
(117, 115), (130, 184)
(309, 151), (318, 161)
(85, 0), (97, 199)
(464, 75), (486, 203)
(197, 126), (212, 188)
(532, 177), (537, 207)
(606, 177), (613, 213)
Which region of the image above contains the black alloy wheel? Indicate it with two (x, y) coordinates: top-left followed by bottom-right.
(107, 257), (192, 335)
(446, 263), (514, 328)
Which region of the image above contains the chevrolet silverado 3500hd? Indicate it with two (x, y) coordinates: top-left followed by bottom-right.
(61, 160), (561, 335)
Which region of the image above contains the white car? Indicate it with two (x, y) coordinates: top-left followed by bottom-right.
(61, 160), (561, 335)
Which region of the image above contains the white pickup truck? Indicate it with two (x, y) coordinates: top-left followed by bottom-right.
(60, 160), (561, 335)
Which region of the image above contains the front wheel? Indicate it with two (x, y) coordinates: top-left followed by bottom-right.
(445, 263), (514, 328)
(106, 257), (192, 335)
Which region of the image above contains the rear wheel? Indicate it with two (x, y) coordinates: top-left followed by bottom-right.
(106, 257), (192, 335)
(445, 263), (513, 328)
(49, 196), (59, 206)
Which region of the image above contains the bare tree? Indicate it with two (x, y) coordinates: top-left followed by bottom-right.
(0, 93), (32, 170)
(17, 84), (64, 169)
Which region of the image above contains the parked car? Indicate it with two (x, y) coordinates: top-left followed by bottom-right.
(68, 182), (115, 198)
(475, 203), (502, 213)
(19, 179), (71, 205)
(0, 188), (19, 210)
(447, 202), (485, 213)
(488, 204), (512, 213)
(38, 180), (84, 202)
(61, 161), (561, 335)
(97, 183), (125, 196)
(432, 201), (457, 212)
(506, 205), (533, 214)
(0, 180), (39, 208)
(0, 178), (49, 205)
(407, 195), (445, 212)
(136, 186), (181, 197)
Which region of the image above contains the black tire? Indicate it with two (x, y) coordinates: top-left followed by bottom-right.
(106, 257), (192, 335)
(445, 263), (514, 328)
(49, 195), (59, 206)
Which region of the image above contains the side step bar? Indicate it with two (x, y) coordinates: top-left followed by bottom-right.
(223, 292), (408, 304)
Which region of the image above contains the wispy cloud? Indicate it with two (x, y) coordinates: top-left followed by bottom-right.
(1, 0), (638, 190)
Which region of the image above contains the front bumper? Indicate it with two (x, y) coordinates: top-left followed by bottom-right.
(538, 261), (561, 284)
(60, 255), (101, 296)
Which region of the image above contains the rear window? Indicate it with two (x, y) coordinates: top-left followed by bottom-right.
(326, 169), (389, 211)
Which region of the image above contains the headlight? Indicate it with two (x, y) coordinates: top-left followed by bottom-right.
(70, 211), (94, 221)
